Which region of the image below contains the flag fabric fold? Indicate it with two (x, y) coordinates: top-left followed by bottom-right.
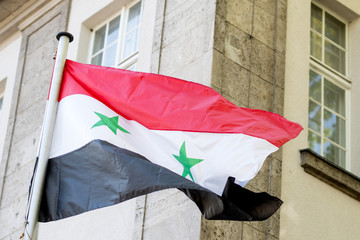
(39, 60), (302, 222)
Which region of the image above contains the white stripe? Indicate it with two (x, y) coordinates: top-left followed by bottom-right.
(50, 95), (278, 195)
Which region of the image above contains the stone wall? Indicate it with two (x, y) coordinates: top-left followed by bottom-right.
(134, 0), (217, 239)
(200, 0), (287, 239)
(0, 1), (70, 239)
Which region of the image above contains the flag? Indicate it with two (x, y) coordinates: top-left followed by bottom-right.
(39, 60), (302, 222)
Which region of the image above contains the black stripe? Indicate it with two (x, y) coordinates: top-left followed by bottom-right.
(39, 140), (282, 222)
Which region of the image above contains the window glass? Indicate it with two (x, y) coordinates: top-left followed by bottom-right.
(309, 101), (321, 133)
(123, 2), (142, 59)
(310, 4), (346, 75)
(93, 25), (106, 54)
(308, 131), (321, 155)
(107, 16), (120, 44)
(90, 1), (142, 69)
(308, 69), (347, 169)
(311, 4), (322, 33)
(325, 13), (345, 47)
(324, 41), (346, 74)
(309, 70), (321, 102)
(310, 32), (322, 61)
(324, 79), (345, 115)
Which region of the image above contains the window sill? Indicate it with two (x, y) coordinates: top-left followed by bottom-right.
(300, 149), (360, 201)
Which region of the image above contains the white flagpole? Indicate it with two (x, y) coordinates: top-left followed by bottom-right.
(24, 32), (73, 240)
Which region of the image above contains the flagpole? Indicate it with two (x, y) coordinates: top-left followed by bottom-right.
(24, 32), (73, 240)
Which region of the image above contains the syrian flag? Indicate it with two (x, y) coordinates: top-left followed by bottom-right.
(39, 60), (302, 222)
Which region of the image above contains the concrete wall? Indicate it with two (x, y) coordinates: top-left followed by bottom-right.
(281, 0), (360, 239)
(201, 0), (287, 239)
(0, 1), (70, 239)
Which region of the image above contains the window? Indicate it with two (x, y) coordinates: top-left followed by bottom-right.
(309, 3), (350, 170)
(90, 0), (142, 69)
(310, 3), (347, 75)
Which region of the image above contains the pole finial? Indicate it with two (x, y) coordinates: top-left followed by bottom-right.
(56, 32), (74, 42)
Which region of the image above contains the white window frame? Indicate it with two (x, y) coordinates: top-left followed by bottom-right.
(88, 0), (143, 70)
(309, 2), (351, 171)
(310, 2), (349, 79)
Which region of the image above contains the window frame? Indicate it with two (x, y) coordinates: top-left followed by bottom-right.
(310, 2), (349, 79)
(88, 0), (143, 70)
(309, 2), (352, 172)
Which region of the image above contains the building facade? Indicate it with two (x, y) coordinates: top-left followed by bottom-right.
(0, 0), (359, 239)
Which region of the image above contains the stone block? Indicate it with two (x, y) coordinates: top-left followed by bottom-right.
(26, 14), (62, 55)
(216, 0), (226, 18)
(150, 49), (160, 74)
(160, 0), (215, 50)
(155, 0), (165, 21)
(171, 49), (213, 86)
(152, 18), (163, 53)
(1, 227), (24, 240)
(249, 73), (273, 111)
(246, 156), (270, 193)
(274, 52), (285, 89)
(211, 49), (224, 90)
(267, 210), (281, 238)
(273, 86), (284, 115)
(200, 218), (242, 240)
(250, 39), (274, 83)
(242, 223), (266, 240)
(255, 0), (276, 14)
(0, 161), (34, 209)
(17, 67), (51, 113)
(213, 14), (225, 53)
(5, 130), (39, 177)
(269, 158), (282, 198)
(142, 189), (201, 240)
(272, 147), (282, 161)
(226, 0), (253, 35)
(224, 23), (252, 70)
(22, 38), (57, 85)
(248, 73), (283, 114)
(221, 58), (249, 105)
(11, 99), (45, 145)
(159, 21), (213, 76)
(0, 194), (27, 239)
(221, 92), (247, 108)
(253, 4), (275, 48)
(275, 1), (287, 53)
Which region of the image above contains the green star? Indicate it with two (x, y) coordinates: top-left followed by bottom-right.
(173, 141), (203, 182)
(91, 112), (130, 135)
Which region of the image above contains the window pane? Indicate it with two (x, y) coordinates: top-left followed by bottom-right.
(310, 31), (322, 61)
(311, 4), (322, 33)
(324, 40), (346, 74)
(324, 79), (345, 115)
(325, 13), (345, 48)
(127, 2), (141, 31)
(91, 52), (103, 65)
(309, 70), (321, 102)
(323, 140), (346, 168)
(309, 101), (321, 133)
(107, 16), (120, 45)
(104, 44), (117, 67)
(93, 25), (106, 54)
(324, 109), (346, 147)
(308, 131), (321, 155)
(123, 29), (139, 59)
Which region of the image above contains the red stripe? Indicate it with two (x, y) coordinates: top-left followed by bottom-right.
(59, 60), (302, 147)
